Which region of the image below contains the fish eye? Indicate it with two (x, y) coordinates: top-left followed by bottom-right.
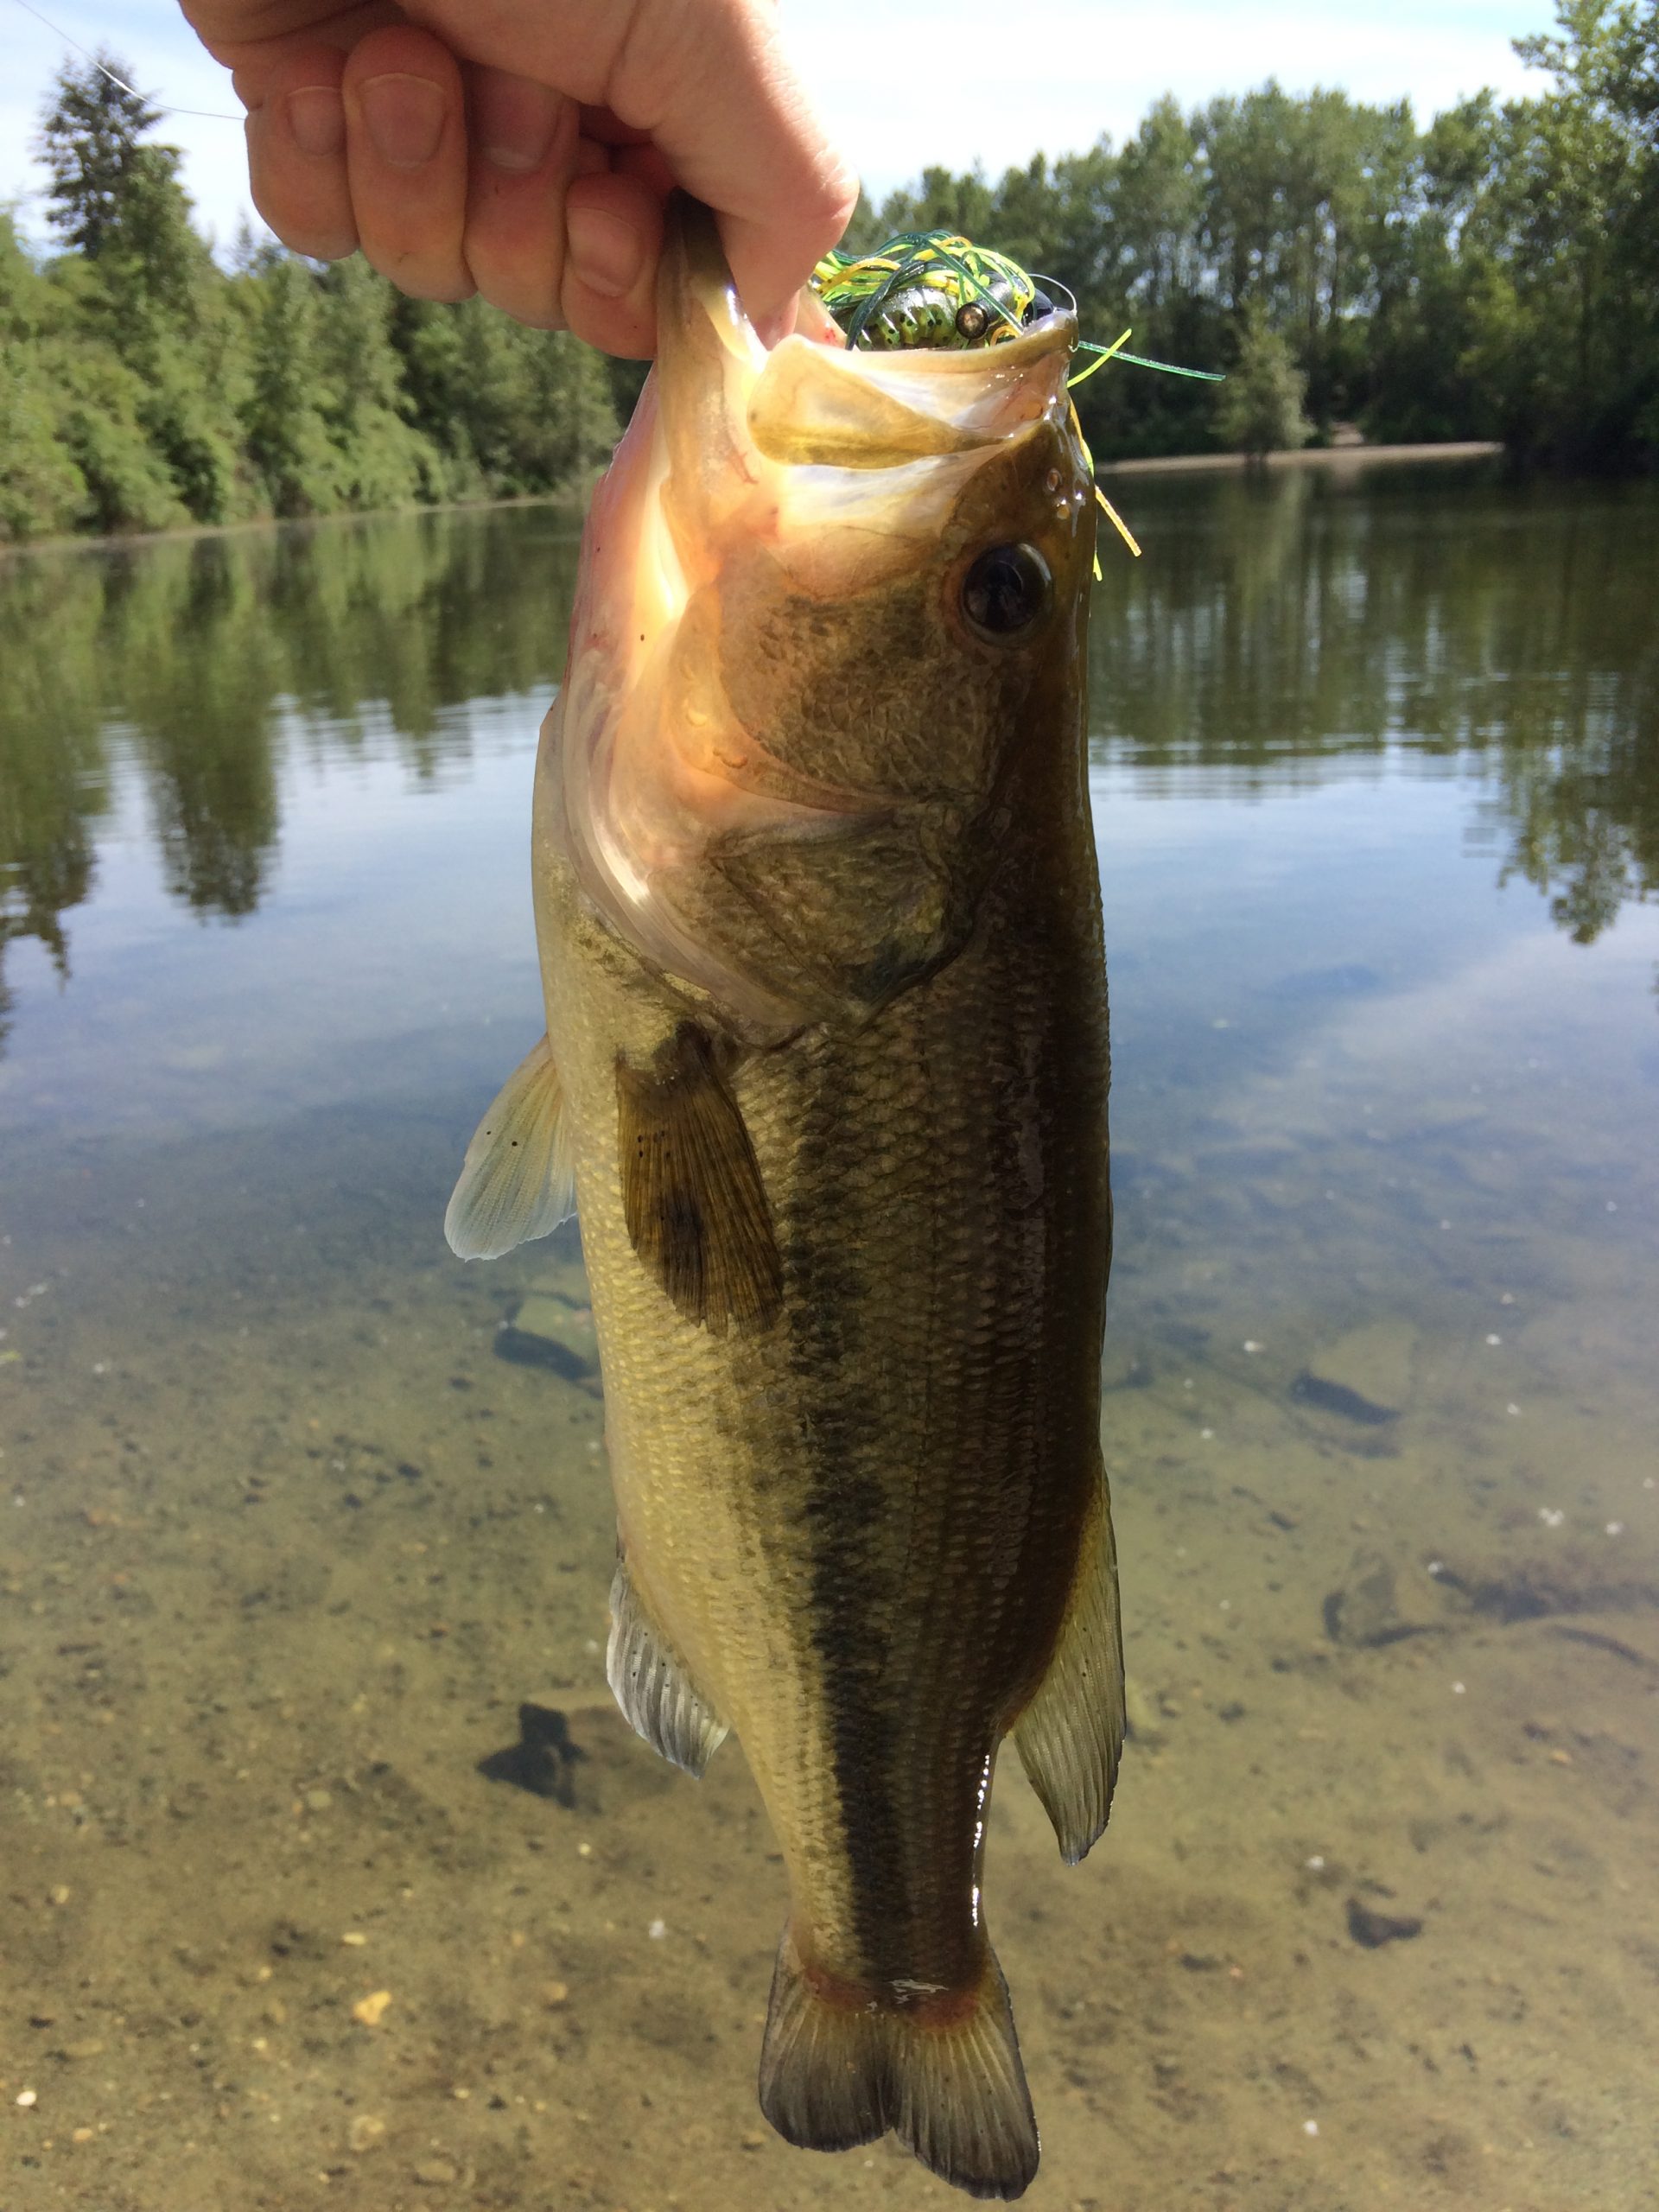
(960, 543), (1052, 641)
(1024, 289), (1055, 324)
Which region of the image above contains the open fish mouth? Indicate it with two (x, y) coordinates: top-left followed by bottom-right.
(545, 197), (1094, 1032)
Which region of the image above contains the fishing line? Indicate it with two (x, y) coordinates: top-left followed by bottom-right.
(8, 0), (244, 121)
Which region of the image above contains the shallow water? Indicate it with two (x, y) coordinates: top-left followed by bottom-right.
(1, 469), (1656, 2212)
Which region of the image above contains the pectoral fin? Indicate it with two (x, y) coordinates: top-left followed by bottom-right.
(607, 1547), (728, 1777)
(1012, 1466), (1124, 1865)
(444, 1034), (575, 1261)
(615, 1022), (784, 1336)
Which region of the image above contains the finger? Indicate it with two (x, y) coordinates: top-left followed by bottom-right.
(461, 66), (580, 328)
(341, 25), (474, 302)
(651, 0), (859, 320)
(242, 43), (357, 261)
(562, 168), (664, 359)
(398, 0), (856, 318)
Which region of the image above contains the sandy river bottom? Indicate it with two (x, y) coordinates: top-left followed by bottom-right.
(0, 1094), (1655, 2212)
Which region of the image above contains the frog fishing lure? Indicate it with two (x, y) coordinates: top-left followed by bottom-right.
(810, 228), (1223, 563)
(810, 232), (1052, 353)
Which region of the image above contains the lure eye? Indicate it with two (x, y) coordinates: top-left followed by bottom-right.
(955, 301), (991, 340)
(960, 543), (1052, 641)
(1024, 289), (1055, 324)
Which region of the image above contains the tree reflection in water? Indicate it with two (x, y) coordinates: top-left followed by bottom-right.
(0, 469), (1654, 1055)
(1090, 465), (1657, 951)
(0, 505), (583, 1039)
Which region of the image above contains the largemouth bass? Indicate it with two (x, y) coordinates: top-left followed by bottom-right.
(448, 199), (1122, 2202)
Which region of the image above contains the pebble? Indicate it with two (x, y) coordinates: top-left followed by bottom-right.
(351, 1990), (392, 2027)
(348, 2113), (387, 2153)
(414, 2157), (459, 2185)
(16, 2089), (38, 2108)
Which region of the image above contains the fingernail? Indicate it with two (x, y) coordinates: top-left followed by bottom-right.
(284, 85), (344, 160)
(474, 76), (560, 174)
(567, 207), (645, 300)
(360, 73), (446, 168)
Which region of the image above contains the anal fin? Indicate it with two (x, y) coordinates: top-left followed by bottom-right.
(607, 1548), (728, 1777)
(445, 1034), (575, 1261)
(1012, 1464), (1125, 1865)
(615, 1021), (783, 1336)
(760, 1923), (1039, 2201)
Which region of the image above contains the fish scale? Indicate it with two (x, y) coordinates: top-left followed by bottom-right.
(448, 196), (1122, 2200)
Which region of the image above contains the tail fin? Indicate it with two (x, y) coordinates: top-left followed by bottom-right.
(758, 1924), (1039, 2201)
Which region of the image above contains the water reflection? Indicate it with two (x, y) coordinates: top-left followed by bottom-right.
(1, 469), (1655, 1055)
(1090, 467), (1659, 948)
(0, 508), (582, 1020)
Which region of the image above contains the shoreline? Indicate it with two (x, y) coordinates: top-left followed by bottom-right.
(0, 443), (1512, 559)
(1098, 440), (1504, 478)
(0, 486), (593, 565)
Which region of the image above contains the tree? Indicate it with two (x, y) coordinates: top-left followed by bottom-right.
(1216, 302), (1313, 456)
(36, 53), (161, 257)
(239, 256), (346, 517)
(1497, 0), (1659, 462)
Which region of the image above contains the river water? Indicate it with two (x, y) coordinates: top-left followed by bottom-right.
(1, 465), (1655, 2212)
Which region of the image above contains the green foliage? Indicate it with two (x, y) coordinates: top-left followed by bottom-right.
(1216, 303), (1313, 454)
(10, 13), (1659, 549)
(3, 56), (619, 545)
(855, 5), (1659, 471)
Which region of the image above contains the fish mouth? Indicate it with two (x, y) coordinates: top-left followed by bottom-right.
(660, 197), (1080, 575)
(547, 197), (1090, 1031)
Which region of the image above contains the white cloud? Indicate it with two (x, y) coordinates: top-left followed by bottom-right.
(1, 0), (1562, 254)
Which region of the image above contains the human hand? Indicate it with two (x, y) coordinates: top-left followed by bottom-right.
(184, 0), (857, 356)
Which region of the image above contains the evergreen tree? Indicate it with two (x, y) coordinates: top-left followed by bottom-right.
(36, 52), (161, 257)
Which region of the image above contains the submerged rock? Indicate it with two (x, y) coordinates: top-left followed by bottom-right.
(1346, 1896), (1424, 1948)
(1295, 1320), (1415, 1424)
(1324, 1548), (1404, 1647)
(477, 1702), (590, 1806)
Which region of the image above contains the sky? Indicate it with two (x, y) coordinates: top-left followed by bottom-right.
(3, 0), (1564, 256)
